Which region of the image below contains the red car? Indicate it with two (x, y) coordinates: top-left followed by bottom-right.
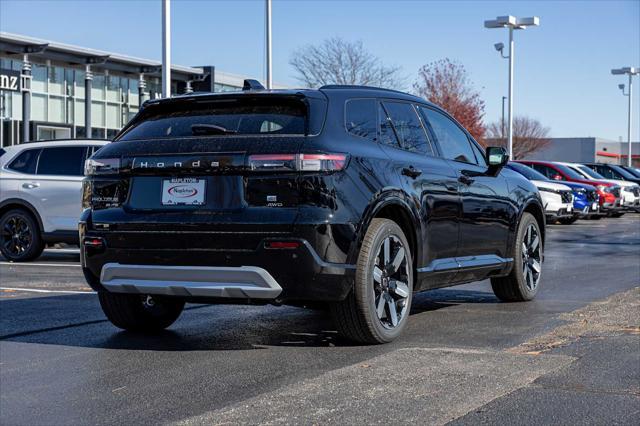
(516, 160), (622, 213)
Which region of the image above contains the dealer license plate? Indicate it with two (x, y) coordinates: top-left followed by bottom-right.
(161, 178), (206, 205)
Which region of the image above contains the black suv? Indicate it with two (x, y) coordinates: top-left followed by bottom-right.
(81, 82), (545, 343)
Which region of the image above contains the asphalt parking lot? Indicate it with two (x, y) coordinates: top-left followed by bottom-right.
(1, 215), (639, 425)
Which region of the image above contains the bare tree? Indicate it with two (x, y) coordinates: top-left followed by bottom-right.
(290, 38), (403, 89)
(486, 116), (551, 160)
(413, 59), (486, 142)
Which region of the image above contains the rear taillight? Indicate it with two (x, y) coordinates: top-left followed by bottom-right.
(85, 158), (120, 176)
(248, 153), (347, 172)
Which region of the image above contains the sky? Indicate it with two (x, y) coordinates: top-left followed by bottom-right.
(1, 0), (639, 141)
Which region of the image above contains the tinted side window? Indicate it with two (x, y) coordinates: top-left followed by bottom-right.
(8, 149), (41, 174)
(379, 104), (400, 147)
(533, 164), (563, 180)
(420, 108), (477, 164)
(345, 99), (377, 142)
(595, 166), (615, 179)
(37, 147), (87, 176)
(382, 101), (433, 155)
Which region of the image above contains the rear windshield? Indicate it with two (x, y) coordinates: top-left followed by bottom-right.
(118, 97), (308, 141)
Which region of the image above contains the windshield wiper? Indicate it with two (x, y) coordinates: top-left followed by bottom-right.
(191, 124), (237, 135)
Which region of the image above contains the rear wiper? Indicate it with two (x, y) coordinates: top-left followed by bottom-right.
(191, 124), (237, 135)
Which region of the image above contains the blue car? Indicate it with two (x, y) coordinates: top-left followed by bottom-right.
(506, 162), (601, 223)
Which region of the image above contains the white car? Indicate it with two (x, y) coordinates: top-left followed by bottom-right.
(0, 139), (109, 261)
(532, 179), (574, 221)
(560, 162), (640, 208)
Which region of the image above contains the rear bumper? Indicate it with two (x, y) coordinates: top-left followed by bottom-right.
(101, 263), (282, 299)
(80, 217), (356, 303)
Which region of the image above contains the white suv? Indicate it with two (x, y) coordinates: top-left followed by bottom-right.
(0, 140), (108, 261)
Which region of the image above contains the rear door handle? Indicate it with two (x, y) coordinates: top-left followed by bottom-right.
(402, 166), (423, 179)
(22, 182), (40, 189)
(458, 175), (474, 185)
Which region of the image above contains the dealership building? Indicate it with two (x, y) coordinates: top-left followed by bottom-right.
(0, 32), (262, 147)
(521, 137), (640, 167)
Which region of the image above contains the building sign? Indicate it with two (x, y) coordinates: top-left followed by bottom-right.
(0, 69), (21, 92)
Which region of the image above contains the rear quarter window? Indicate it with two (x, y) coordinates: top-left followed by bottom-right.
(7, 149), (41, 174)
(345, 99), (377, 142)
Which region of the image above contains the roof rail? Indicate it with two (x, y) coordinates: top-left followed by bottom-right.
(319, 84), (408, 95)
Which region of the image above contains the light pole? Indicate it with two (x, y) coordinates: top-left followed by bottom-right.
(501, 96), (507, 139)
(611, 67), (639, 167)
(265, 0), (272, 89)
(485, 15), (540, 159)
(162, 0), (171, 98)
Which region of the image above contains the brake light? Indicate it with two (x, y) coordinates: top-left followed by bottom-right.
(248, 153), (347, 172)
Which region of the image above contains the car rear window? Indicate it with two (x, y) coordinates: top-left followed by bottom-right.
(7, 149), (41, 174)
(118, 97), (309, 141)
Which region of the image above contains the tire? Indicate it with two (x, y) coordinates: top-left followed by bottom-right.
(98, 292), (185, 332)
(491, 212), (542, 302)
(0, 209), (44, 262)
(330, 218), (413, 344)
(558, 216), (578, 225)
(590, 215), (603, 220)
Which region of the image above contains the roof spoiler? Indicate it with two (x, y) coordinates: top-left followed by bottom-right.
(243, 79), (266, 91)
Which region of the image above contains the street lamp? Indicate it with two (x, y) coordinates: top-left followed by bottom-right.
(485, 15), (540, 159)
(611, 67), (639, 167)
(265, 0), (272, 89)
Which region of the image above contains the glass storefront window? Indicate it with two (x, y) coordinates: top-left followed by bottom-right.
(106, 103), (120, 129)
(75, 69), (85, 99)
(65, 68), (75, 97)
(32, 64), (47, 93)
(91, 101), (105, 127)
(106, 75), (120, 102)
(92, 74), (105, 101)
(48, 96), (65, 123)
(74, 99), (85, 126)
(119, 77), (129, 104)
(49, 66), (65, 95)
(129, 78), (139, 106)
(32, 94), (47, 121)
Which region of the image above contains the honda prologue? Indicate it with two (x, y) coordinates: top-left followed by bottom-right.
(81, 82), (545, 343)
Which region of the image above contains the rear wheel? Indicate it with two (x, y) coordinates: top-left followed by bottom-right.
(491, 213), (542, 302)
(0, 209), (44, 262)
(330, 218), (413, 344)
(98, 292), (185, 332)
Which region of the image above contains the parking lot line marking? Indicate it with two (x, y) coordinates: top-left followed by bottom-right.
(0, 262), (81, 268)
(0, 287), (95, 294)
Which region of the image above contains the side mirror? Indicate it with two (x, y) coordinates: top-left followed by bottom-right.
(485, 146), (509, 176)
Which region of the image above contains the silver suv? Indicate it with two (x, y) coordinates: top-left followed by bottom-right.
(0, 139), (108, 261)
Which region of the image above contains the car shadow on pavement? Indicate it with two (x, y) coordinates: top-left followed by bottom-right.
(0, 289), (495, 351)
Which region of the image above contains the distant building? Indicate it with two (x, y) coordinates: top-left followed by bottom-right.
(521, 137), (640, 167)
(0, 32), (281, 147)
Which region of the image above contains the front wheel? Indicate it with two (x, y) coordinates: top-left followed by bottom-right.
(330, 218), (413, 344)
(98, 292), (185, 332)
(491, 212), (542, 302)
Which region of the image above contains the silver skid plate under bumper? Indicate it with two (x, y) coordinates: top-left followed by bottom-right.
(100, 263), (282, 299)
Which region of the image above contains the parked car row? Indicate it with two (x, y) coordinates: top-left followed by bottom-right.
(511, 160), (640, 224)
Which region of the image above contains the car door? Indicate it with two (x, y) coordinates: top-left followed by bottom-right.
(378, 100), (460, 288)
(32, 146), (89, 231)
(419, 106), (511, 281)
